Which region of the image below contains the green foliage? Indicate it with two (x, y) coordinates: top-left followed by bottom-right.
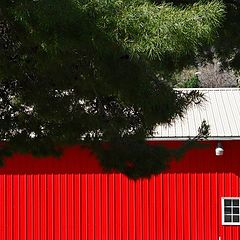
(177, 75), (200, 88)
(81, 0), (225, 59)
(160, 0), (240, 71)
(0, 0), (223, 178)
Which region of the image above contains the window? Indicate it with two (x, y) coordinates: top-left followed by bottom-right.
(222, 197), (240, 225)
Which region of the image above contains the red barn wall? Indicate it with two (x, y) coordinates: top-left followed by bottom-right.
(0, 140), (240, 240)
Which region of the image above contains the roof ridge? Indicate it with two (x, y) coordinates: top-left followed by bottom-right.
(174, 88), (240, 91)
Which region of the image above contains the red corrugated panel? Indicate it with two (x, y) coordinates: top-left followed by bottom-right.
(155, 174), (163, 239)
(115, 174), (122, 240)
(149, 176), (156, 240)
(163, 173), (170, 240)
(121, 175), (129, 240)
(1, 172), (240, 239)
(135, 179), (143, 240)
(0, 175), (5, 239)
(231, 174), (239, 239)
(190, 173), (197, 240)
(176, 173), (184, 240)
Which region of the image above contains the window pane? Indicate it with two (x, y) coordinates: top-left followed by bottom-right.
(233, 200), (239, 206)
(233, 208), (239, 214)
(225, 207), (232, 214)
(225, 199), (231, 206)
(233, 215), (240, 222)
(225, 215), (232, 222)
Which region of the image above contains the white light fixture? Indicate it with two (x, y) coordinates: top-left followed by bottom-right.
(215, 142), (224, 156)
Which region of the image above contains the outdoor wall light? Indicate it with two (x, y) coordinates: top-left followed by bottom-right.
(215, 142), (224, 156)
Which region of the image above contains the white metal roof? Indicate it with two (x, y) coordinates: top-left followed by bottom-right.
(151, 88), (240, 140)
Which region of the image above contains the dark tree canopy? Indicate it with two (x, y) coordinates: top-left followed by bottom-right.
(0, 0), (223, 178)
(213, 0), (240, 70)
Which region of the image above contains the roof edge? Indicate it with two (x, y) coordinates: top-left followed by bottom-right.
(174, 87), (240, 91)
(146, 136), (240, 141)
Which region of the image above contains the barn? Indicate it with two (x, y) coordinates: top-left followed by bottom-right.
(0, 88), (240, 240)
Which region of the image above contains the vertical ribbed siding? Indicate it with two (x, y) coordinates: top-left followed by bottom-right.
(0, 173), (240, 240)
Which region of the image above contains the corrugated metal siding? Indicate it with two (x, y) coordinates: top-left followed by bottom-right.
(153, 88), (240, 140)
(1, 173), (240, 240)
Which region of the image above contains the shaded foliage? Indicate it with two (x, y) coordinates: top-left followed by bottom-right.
(0, 0), (223, 178)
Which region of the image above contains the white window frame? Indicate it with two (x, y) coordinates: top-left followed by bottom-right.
(222, 197), (240, 225)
